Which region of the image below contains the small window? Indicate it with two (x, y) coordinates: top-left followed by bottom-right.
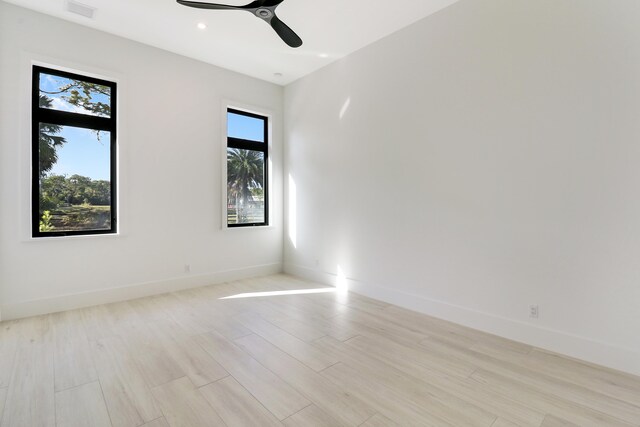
(227, 108), (268, 227)
(32, 66), (117, 237)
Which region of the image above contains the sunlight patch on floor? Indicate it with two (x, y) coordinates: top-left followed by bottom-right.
(219, 288), (337, 299)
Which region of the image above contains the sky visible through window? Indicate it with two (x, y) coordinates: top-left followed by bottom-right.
(40, 74), (111, 117)
(39, 74), (111, 181)
(228, 112), (264, 142)
(49, 127), (110, 180)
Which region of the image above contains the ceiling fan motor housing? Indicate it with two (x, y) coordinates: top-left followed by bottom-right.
(255, 8), (273, 19)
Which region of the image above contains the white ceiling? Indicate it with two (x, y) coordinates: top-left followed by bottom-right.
(4, 0), (460, 85)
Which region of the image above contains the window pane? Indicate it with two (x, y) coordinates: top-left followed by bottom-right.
(38, 123), (111, 233)
(39, 73), (111, 118)
(227, 148), (265, 225)
(227, 112), (264, 142)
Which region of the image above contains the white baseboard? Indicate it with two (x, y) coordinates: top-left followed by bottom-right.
(284, 262), (640, 377)
(284, 262), (339, 286)
(1, 263), (282, 321)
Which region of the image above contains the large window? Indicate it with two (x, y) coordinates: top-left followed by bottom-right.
(227, 108), (268, 227)
(32, 66), (117, 237)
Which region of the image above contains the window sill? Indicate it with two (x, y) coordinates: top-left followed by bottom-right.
(24, 232), (122, 243)
(223, 224), (276, 231)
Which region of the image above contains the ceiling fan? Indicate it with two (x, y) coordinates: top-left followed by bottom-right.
(176, 0), (303, 48)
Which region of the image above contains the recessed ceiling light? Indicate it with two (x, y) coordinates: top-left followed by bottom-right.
(197, 22), (207, 30)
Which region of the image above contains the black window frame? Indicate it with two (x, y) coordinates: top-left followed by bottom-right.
(227, 108), (269, 227)
(32, 65), (117, 238)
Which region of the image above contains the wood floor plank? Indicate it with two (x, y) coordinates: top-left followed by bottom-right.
(383, 305), (528, 353)
(200, 376), (283, 427)
(146, 319), (228, 387)
(336, 309), (429, 346)
(269, 317), (327, 342)
(202, 282), (241, 298)
(342, 295), (390, 314)
(151, 377), (225, 427)
(540, 414), (580, 427)
(470, 343), (640, 425)
(171, 290), (252, 340)
(81, 300), (142, 342)
(470, 369), (633, 427)
(235, 333), (376, 426)
(0, 388), (7, 423)
(113, 304), (186, 389)
(51, 310), (98, 392)
(348, 333), (475, 378)
(235, 312), (338, 371)
(282, 404), (343, 427)
(164, 304), (212, 336)
(194, 331), (310, 420)
(124, 338), (185, 389)
(269, 292), (346, 320)
(91, 336), (161, 427)
(55, 381), (112, 427)
(128, 294), (177, 322)
(315, 336), (502, 427)
(527, 349), (640, 407)
(360, 413), (400, 427)
(81, 304), (119, 342)
(490, 419), (519, 427)
(420, 337), (640, 425)
(141, 418), (170, 427)
(263, 302), (360, 342)
(320, 362), (457, 427)
(324, 338), (544, 427)
(12, 314), (54, 345)
(1, 340), (55, 427)
(202, 312), (253, 340)
(230, 298), (292, 323)
(169, 301), (251, 340)
(0, 322), (18, 388)
(347, 339), (544, 426)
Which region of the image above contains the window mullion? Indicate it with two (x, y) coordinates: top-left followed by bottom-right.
(36, 109), (114, 132)
(227, 137), (266, 153)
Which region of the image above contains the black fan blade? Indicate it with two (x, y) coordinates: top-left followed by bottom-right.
(176, 0), (250, 10)
(270, 14), (302, 48)
(260, 0), (285, 7)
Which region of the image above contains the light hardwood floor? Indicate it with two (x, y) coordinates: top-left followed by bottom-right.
(0, 274), (639, 427)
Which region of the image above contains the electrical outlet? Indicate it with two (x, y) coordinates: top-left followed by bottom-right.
(529, 304), (539, 319)
(184, 264), (191, 273)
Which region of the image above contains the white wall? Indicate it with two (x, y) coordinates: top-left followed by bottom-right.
(284, 0), (640, 375)
(0, 1), (284, 320)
